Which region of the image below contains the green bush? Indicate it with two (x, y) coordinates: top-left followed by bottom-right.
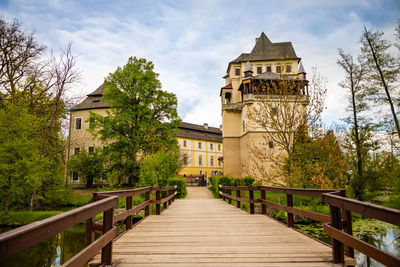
(168, 176), (187, 198)
(243, 176), (255, 186)
(139, 150), (179, 187)
(209, 175), (255, 198)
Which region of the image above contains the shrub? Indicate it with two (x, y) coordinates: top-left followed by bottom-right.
(139, 150), (179, 187)
(168, 176), (187, 198)
(209, 175), (255, 198)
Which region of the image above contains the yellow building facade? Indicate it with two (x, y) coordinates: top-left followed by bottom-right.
(220, 32), (308, 183)
(67, 85), (223, 184)
(177, 122), (223, 178)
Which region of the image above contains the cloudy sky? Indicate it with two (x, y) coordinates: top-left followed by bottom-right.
(1, 0), (399, 127)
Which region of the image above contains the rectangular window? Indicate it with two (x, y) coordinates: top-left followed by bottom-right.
(257, 66), (262, 74)
(72, 172), (79, 181)
(235, 68), (240, 76)
(218, 144), (221, 150)
(266, 66), (272, 72)
(198, 142), (202, 149)
(286, 65), (291, 73)
(218, 160), (222, 166)
(276, 66), (282, 73)
(269, 141), (274, 149)
(75, 118), (82, 130)
(210, 157), (214, 166)
(210, 144), (213, 150)
(74, 147), (80, 154)
(88, 147), (94, 153)
(183, 140), (187, 147)
(199, 156), (202, 166)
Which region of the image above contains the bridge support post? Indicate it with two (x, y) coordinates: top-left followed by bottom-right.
(101, 207), (114, 265)
(261, 189), (266, 215)
(286, 194), (294, 227)
(156, 190), (161, 215)
(340, 191), (354, 258)
(125, 196), (132, 230)
(249, 190), (254, 214)
(168, 189), (173, 205)
(228, 189), (232, 204)
(163, 191), (168, 209)
(85, 217), (94, 246)
(145, 191), (150, 217)
(330, 205), (344, 263)
(236, 190), (241, 209)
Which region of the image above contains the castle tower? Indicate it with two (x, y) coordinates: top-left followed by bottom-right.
(220, 32), (308, 182)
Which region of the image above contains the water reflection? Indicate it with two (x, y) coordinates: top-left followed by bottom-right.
(0, 224), (86, 267)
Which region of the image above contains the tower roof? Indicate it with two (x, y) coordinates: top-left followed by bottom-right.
(244, 61), (253, 72)
(298, 62), (306, 74)
(230, 32), (299, 64)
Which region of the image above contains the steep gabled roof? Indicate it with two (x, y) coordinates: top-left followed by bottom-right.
(230, 32), (299, 64)
(70, 84), (109, 111)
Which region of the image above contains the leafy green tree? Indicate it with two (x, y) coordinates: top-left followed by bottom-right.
(291, 129), (348, 189)
(68, 148), (105, 188)
(360, 25), (400, 138)
(139, 149), (179, 187)
(89, 57), (180, 186)
(0, 17), (79, 210)
(0, 104), (45, 218)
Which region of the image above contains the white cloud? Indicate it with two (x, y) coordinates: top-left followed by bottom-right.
(2, 0), (398, 128)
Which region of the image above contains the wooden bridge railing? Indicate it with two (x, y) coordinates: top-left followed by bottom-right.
(219, 184), (400, 266)
(0, 185), (177, 266)
(323, 192), (400, 266)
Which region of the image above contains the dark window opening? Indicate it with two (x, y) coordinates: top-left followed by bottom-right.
(257, 66), (262, 74)
(286, 65), (291, 73)
(235, 68), (240, 76)
(269, 141), (274, 148)
(276, 66), (282, 73)
(72, 172), (79, 181)
(74, 147), (80, 154)
(266, 66), (272, 72)
(88, 147), (94, 153)
(75, 118), (82, 130)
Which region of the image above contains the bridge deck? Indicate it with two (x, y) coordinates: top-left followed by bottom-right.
(92, 187), (341, 266)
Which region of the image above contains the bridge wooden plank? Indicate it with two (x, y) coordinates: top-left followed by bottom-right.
(89, 187), (341, 267)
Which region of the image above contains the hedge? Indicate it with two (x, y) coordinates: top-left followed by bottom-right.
(209, 175), (255, 198)
(168, 176), (187, 199)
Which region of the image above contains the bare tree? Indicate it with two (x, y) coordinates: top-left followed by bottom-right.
(247, 68), (326, 186)
(360, 26), (400, 138)
(337, 49), (368, 199)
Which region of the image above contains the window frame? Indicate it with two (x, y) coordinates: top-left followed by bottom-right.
(276, 66), (282, 73)
(286, 65), (291, 73)
(75, 117), (82, 130)
(257, 66), (262, 74)
(72, 172), (79, 181)
(88, 146), (94, 153)
(235, 68), (240, 76)
(183, 140), (187, 147)
(199, 155), (203, 166)
(74, 147), (80, 154)
(198, 142), (202, 149)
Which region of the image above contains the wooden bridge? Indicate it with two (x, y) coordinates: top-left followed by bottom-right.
(0, 185), (399, 266)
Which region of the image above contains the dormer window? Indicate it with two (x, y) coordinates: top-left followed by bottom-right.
(235, 68), (240, 76)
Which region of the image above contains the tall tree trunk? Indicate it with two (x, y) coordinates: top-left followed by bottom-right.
(364, 27), (400, 138)
(350, 78), (364, 199)
(29, 189), (36, 211)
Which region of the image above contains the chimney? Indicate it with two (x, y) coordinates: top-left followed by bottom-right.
(204, 123), (208, 129)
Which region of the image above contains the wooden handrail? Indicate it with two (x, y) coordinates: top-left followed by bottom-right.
(322, 192), (400, 265)
(0, 185), (178, 266)
(218, 184), (400, 266)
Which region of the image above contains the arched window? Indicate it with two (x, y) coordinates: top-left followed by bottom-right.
(183, 154), (188, 165)
(210, 156), (214, 166)
(199, 155), (203, 166)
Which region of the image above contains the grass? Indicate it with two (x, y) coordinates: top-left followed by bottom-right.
(0, 211), (63, 227)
